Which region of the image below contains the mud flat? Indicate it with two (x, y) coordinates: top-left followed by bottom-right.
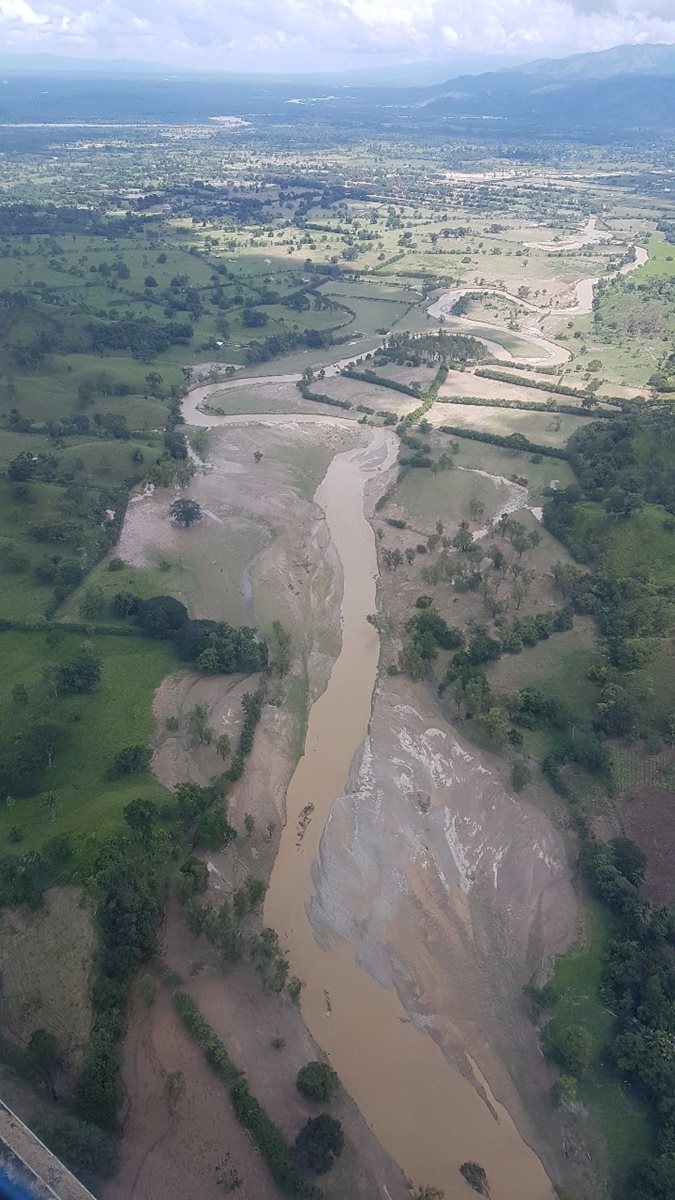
(525, 215), (612, 251)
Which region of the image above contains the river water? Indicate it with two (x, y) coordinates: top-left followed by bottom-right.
(258, 428), (553, 1199)
(182, 382), (554, 1196)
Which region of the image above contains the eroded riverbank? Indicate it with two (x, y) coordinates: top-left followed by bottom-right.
(260, 420), (559, 1199)
(173, 366), (578, 1197)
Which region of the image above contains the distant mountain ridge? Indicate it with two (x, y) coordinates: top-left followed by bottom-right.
(423, 43), (675, 135)
(0, 52), (174, 75)
(0, 42), (674, 137)
(509, 42), (675, 81)
(0, 42), (673, 83)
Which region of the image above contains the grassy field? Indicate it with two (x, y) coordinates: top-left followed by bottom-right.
(488, 619), (599, 708)
(636, 234), (675, 277)
(0, 628), (176, 853)
(60, 555), (196, 623)
(546, 902), (652, 1192)
(0, 477), (123, 622)
(572, 502), (675, 581)
(394, 459), (521, 531)
(435, 402), (589, 448)
(435, 435), (577, 499)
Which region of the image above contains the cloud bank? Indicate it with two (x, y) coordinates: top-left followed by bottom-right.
(0, 0), (674, 70)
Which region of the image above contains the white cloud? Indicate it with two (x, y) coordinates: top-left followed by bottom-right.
(0, 0), (673, 67)
(0, 0), (47, 26)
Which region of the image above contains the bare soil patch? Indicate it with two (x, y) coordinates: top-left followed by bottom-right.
(161, 908), (409, 1200)
(105, 982), (282, 1200)
(616, 781), (675, 907)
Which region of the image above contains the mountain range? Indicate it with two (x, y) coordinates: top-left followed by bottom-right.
(0, 43), (674, 137)
(421, 43), (675, 135)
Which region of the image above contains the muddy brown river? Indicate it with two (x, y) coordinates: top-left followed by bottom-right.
(181, 352), (559, 1190)
(262, 430), (553, 1199)
(182, 387), (554, 1195)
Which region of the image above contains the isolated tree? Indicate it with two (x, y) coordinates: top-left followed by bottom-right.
(511, 529), (529, 558)
(296, 1061), (339, 1103)
(112, 745), (150, 778)
(610, 836), (646, 886)
(452, 521), (473, 553)
(32, 722), (62, 768)
(41, 790), (59, 823)
(123, 798), (158, 843)
(54, 643), (102, 695)
(164, 1069), (185, 1114)
(170, 498), (202, 528)
(215, 733), (231, 760)
(79, 585), (106, 620)
(482, 706), (507, 746)
(511, 761), (530, 792)
(551, 1074), (578, 1107)
(188, 704), (212, 746)
(542, 1020), (592, 1074)
(271, 619), (292, 676)
(382, 547), (403, 571)
(144, 371), (163, 395)
(459, 1162), (490, 1196)
(294, 1114), (344, 1175)
(136, 595), (188, 639)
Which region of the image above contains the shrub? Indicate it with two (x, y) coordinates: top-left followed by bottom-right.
(510, 762), (530, 792)
(542, 1019), (592, 1075)
(294, 1114), (344, 1175)
(111, 744), (150, 778)
(459, 1161), (489, 1195)
(296, 1061), (340, 1104)
(551, 1074), (578, 1107)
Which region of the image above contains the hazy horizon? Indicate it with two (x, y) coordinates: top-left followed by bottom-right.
(1, 0), (674, 75)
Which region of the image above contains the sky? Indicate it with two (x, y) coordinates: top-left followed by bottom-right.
(0, 0), (674, 73)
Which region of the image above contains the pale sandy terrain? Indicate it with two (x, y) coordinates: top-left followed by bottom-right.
(310, 676), (576, 1184)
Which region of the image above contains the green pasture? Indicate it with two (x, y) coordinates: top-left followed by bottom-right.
(546, 902), (652, 1192)
(0, 628), (176, 851)
(436, 402), (589, 448)
(434, 435), (577, 499)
